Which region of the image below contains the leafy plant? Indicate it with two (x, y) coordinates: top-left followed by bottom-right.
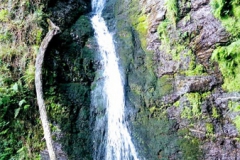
(211, 0), (240, 91)
(23, 63), (35, 88)
(0, 0), (48, 159)
(211, 40), (240, 91)
(211, 0), (240, 37)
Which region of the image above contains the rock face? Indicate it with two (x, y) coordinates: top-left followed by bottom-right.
(108, 0), (240, 159)
(42, 0), (95, 159)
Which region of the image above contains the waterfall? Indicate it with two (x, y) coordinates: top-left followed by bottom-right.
(90, 0), (140, 160)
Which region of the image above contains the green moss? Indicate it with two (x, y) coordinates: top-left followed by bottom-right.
(0, 9), (9, 22)
(181, 92), (210, 120)
(228, 101), (240, 112)
(188, 93), (201, 117)
(173, 100), (180, 107)
(133, 109), (182, 159)
(165, 0), (179, 27)
(129, 83), (142, 95)
(202, 91), (211, 99)
(212, 106), (220, 118)
(181, 106), (193, 119)
(206, 123), (214, 134)
(135, 14), (148, 48)
(180, 49), (207, 76)
(233, 115), (240, 133)
(128, 1), (148, 49)
(138, 15), (147, 22)
(185, 64), (205, 76)
(158, 20), (171, 49)
(183, 13), (191, 25)
(227, 101), (240, 133)
(155, 75), (174, 97)
(178, 129), (202, 160)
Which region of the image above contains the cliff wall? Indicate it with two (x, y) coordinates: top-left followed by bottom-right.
(110, 0), (240, 159)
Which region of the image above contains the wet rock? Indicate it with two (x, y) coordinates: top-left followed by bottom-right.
(110, 0), (239, 159)
(215, 92), (240, 104)
(191, 0), (209, 10)
(48, 0), (90, 29)
(178, 0), (191, 18)
(178, 4), (230, 68)
(43, 1), (94, 159)
(175, 75), (219, 95)
(203, 139), (240, 160)
(223, 124), (238, 137)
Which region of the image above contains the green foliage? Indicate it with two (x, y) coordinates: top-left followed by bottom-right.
(211, 0), (240, 37)
(36, 29), (43, 45)
(211, 0), (240, 91)
(177, 129), (202, 160)
(184, 63), (205, 76)
(0, 0), (48, 159)
(157, 20), (171, 49)
(211, 40), (240, 91)
(212, 106), (220, 118)
(181, 93), (202, 119)
(0, 9), (9, 22)
(206, 123), (214, 134)
(23, 63), (35, 88)
(228, 101), (240, 112)
(173, 100), (180, 107)
(0, 81), (44, 159)
(233, 115), (240, 132)
(165, 0), (179, 27)
(0, 31), (12, 42)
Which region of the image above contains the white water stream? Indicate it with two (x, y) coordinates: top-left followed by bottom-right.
(91, 0), (139, 159)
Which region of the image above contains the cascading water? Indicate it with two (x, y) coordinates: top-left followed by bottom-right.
(90, 0), (140, 159)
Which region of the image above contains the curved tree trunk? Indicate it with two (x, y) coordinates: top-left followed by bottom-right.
(35, 19), (60, 160)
